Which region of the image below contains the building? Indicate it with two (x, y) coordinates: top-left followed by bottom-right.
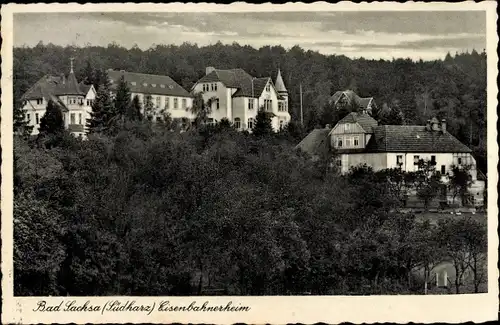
(191, 67), (291, 131)
(107, 69), (194, 123)
(21, 60), (96, 137)
(329, 90), (377, 115)
(297, 113), (485, 207)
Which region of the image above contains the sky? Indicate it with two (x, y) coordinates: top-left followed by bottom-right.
(13, 11), (486, 61)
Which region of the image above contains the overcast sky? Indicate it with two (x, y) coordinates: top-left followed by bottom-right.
(14, 11), (486, 61)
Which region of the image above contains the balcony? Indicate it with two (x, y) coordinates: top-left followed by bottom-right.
(68, 124), (85, 133)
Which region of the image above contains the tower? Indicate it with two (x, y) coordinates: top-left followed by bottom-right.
(274, 68), (288, 101)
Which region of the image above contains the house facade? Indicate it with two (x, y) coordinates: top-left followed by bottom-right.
(107, 69), (194, 123)
(297, 113), (485, 207)
(21, 61), (96, 138)
(191, 67), (291, 131)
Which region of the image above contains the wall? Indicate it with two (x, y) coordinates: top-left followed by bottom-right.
(193, 81), (230, 122)
(232, 97), (247, 130)
(340, 153), (388, 174)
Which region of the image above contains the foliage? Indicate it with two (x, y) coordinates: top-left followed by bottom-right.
(87, 83), (115, 134)
(448, 165), (473, 206)
(38, 100), (64, 136)
(143, 94), (155, 121)
(253, 108), (274, 137)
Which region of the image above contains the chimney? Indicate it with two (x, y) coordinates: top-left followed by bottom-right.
(206, 66), (215, 75)
(441, 119), (447, 133)
(60, 73), (66, 85)
(432, 119), (439, 131)
(426, 119), (431, 131)
(325, 124), (331, 129)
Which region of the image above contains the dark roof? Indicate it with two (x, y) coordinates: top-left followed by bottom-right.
(55, 71), (84, 96)
(295, 128), (331, 157)
(274, 69), (287, 93)
(22, 73), (86, 106)
(107, 70), (191, 98)
(197, 68), (253, 88)
(197, 68), (275, 98)
(233, 77), (270, 98)
(330, 90), (375, 110)
(337, 112), (379, 133)
(366, 125), (472, 153)
(79, 82), (92, 95)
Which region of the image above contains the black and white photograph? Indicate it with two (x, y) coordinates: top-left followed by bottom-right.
(1, 2), (498, 324)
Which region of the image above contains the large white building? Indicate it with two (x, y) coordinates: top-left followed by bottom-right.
(297, 113), (486, 207)
(21, 61), (96, 137)
(107, 69), (194, 123)
(191, 67), (291, 131)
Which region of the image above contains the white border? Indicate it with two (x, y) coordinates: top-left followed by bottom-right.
(2, 2), (498, 324)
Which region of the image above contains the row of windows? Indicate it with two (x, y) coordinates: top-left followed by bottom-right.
(336, 136), (360, 148)
(202, 83), (218, 92)
(278, 102), (288, 112)
(129, 81), (173, 89)
(26, 113), (40, 124)
(68, 97), (84, 105)
(234, 118), (254, 129)
(397, 154), (471, 174)
(135, 94), (188, 110)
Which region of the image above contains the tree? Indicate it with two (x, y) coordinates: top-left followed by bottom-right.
(252, 107), (274, 137)
(448, 165), (473, 206)
(38, 100), (64, 135)
(464, 219), (487, 293)
(13, 104), (34, 138)
(129, 95), (143, 121)
(80, 60), (94, 85)
(87, 83), (115, 134)
(143, 95), (155, 121)
(190, 92), (213, 127)
(379, 103), (404, 125)
(114, 75), (132, 119)
(413, 159), (443, 211)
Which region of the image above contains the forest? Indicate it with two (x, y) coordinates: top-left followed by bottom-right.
(13, 42), (487, 171)
(12, 42), (487, 296)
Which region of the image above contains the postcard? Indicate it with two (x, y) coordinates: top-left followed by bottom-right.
(1, 2), (498, 324)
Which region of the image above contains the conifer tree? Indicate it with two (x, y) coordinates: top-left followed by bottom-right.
(86, 83), (114, 134)
(128, 95), (143, 121)
(13, 103), (33, 138)
(114, 75), (132, 117)
(39, 100), (64, 135)
(252, 107), (274, 137)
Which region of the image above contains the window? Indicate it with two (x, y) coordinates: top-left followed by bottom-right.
(266, 84), (270, 92)
(70, 113), (75, 124)
(160, 84), (165, 88)
(458, 157), (462, 165)
(345, 137), (351, 147)
(152, 84), (157, 88)
(337, 137), (343, 147)
(26, 113), (30, 122)
(264, 99), (272, 111)
(215, 98), (220, 110)
(182, 98), (187, 109)
(36, 98), (43, 105)
(248, 118), (254, 130)
(143, 83), (147, 87)
(203, 84), (207, 92)
(79, 113), (82, 125)
(213, 83), (218, 91)
(207, 118), (214, 126)
(279, 120), (284, 129)
(156, 96), (161, 108)
(397, 155), (403, 165)
(35, 113), (39, 124)
(248, 98), (255, 110)
(431, 155), (436, 165)
(78, 98), (84, 105)
(87, 99), (93, 106)
(131, 81), (136, 86)
(353, 136), (359, 147)
(336, 159), (342, 167)
(165, 97), (170, 109)
(413, 155), (420, 165)
(234, 118), (241, 129)
(345, 123), (350, 131)
(174, 98), (178, 109)
(441, 165), (446, 174)
(211, 84), (214, 91)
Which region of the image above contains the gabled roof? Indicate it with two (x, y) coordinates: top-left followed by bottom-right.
(196, 68), (277, 98)
(295, 128), (331, 157)
(274, 68), (287, 93)
(79, 82), (93, 95)
(330, 90), (375, 111)
(336, 112), (379, 133)
(197, 68), (253, 88)
(22, 73), (85, 102)
(366, 125), (472, 153)
(232, 77), (270, 98)
(107, 70), (191, 98)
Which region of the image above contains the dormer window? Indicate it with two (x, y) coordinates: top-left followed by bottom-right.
(160, 84), (165, 88)
(152, 84), (157, 87)
(169, 85), (174, 89)
(143, 83), (147, 87)
(131, 81), (137, 86)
